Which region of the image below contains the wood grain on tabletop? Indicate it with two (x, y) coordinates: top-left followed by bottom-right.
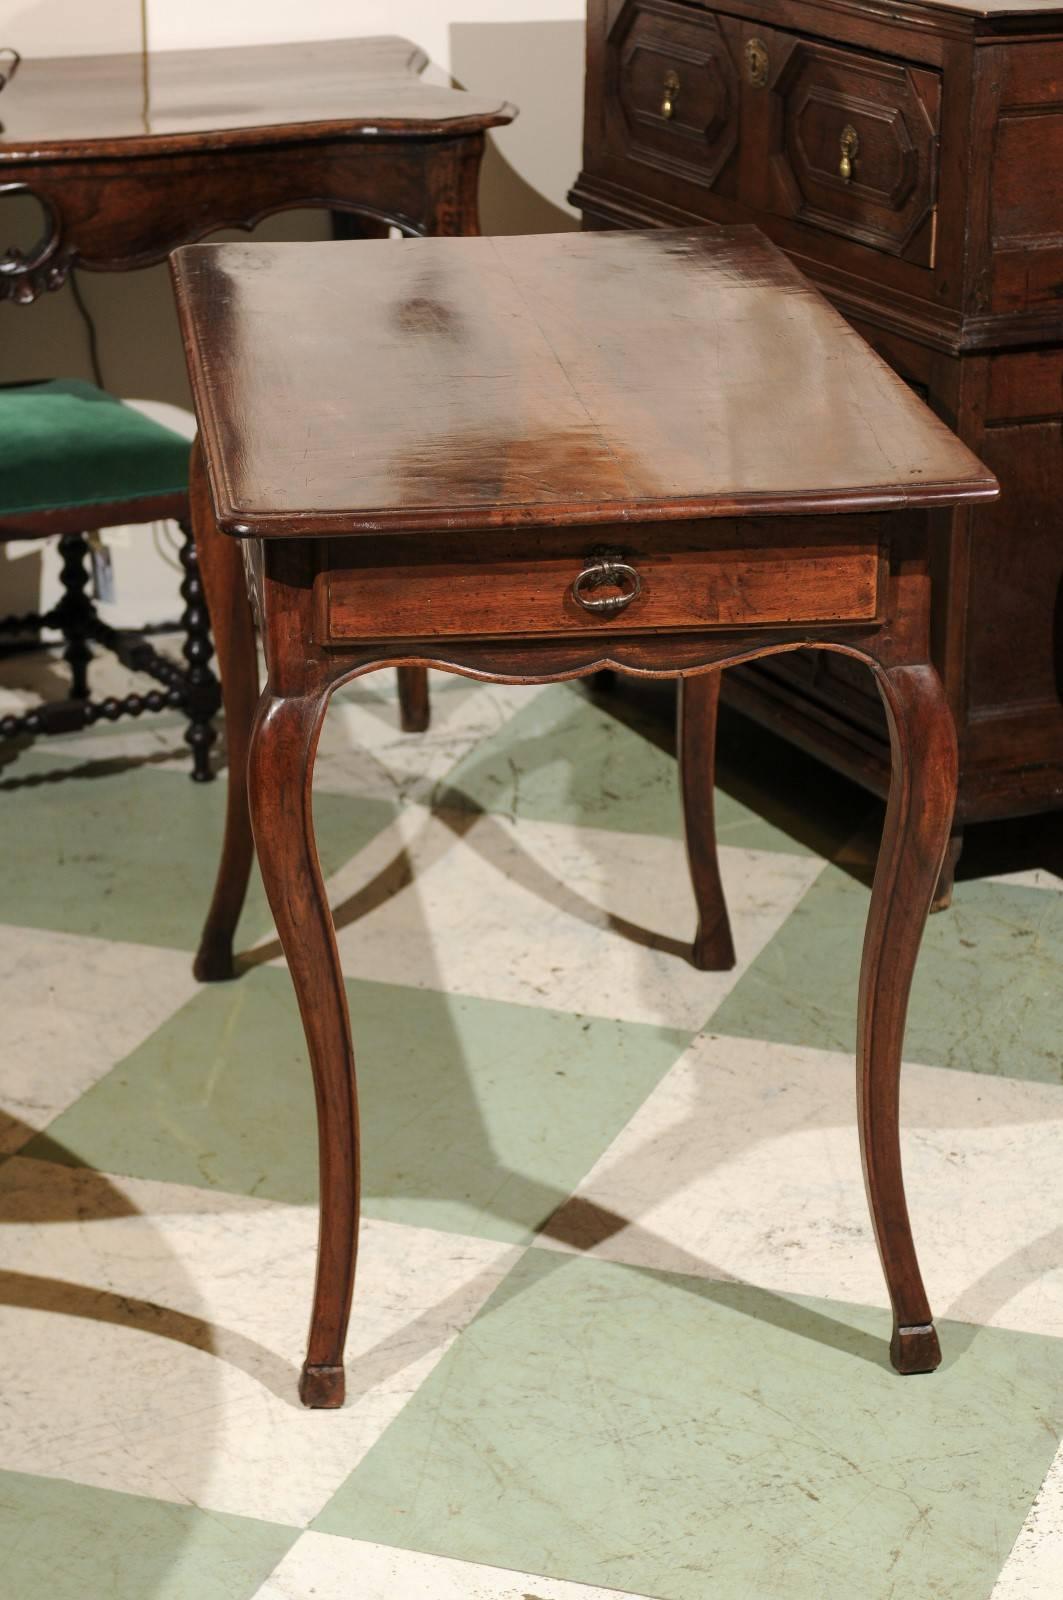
(170, 226), (998, 538)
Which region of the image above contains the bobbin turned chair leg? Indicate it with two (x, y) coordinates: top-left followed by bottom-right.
(188, 442), (259, 981)
(177, 520), (221, 783)
(55, 532), (95, 700)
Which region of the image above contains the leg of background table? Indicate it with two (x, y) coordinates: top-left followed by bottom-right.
(248, 683), (358, 1409)
(859, 661), (956, 1375)
(677, 672), (736, 972)
(396, 664), (431, 733)
(189, 439), (259, 982)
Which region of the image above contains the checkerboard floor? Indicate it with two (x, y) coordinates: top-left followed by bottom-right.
(2, 648), (1062, 1599)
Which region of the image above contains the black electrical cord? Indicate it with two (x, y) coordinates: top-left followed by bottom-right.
(0, 47), (20, 92)
(69, 269), (106, 389)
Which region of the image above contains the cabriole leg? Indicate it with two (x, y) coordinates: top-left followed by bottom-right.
(859, 661), (957, 1374)
(247, 682), (359, 1408)
(677, 671), (736, 971)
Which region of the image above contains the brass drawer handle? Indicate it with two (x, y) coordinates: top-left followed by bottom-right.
(661, 70), (680, 119)
(572, 557), (642, 615)
(839, 124), (859, 182)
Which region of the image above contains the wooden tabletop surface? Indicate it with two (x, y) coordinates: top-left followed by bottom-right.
(0, 37), (516, 162)
(172, 225), (998, 539)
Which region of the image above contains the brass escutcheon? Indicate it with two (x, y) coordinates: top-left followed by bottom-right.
(744, 37), (769, 88)
(839, 124), (859, 182)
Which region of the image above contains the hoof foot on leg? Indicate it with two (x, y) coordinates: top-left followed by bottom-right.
(891, 1323), (941, 1375)
(300, 1363), (346, 1408)
(193, 935), (235, 984)
(691, 918), (736, 972)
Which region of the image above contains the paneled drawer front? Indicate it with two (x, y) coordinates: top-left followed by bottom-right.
(769, 38), (940, 266)
(318, 524), (883, 644)
(604, 0), (739, 191)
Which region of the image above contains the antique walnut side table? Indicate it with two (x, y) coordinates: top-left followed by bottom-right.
(0, 34), (515, 748)
(172, 225), (997, 1408)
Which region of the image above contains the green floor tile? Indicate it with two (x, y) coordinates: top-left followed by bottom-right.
(316, 1249), (1062, 1600)
(436, 682), (808, 854)
(0, 750), (395, 951)
(0, 1470), (296, 1600)
(25, 967), (689, 1241)
(710, 864), (1063, 1081)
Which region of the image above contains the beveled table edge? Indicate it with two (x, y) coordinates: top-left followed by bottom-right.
(202, 480), (999, 539)
(0, 36), (517, 164)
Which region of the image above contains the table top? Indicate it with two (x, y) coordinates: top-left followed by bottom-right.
(892, 0), (1063, 18)
(0, 37), (516, 164)
(172, 225), (998, 540)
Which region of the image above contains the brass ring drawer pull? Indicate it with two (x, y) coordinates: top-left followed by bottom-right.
(661, 70), (680, 119)
(572, 558), (642, 614)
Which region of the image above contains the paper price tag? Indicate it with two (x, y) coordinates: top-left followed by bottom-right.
(87, 531), (116, 605)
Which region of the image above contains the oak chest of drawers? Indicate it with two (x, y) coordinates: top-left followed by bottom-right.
(571, 0), (1063, 895)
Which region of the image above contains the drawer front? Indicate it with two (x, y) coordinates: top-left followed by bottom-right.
(768, 37), (940, 266)
(603, 0), (740, 192)
(318, 525), (883, 645)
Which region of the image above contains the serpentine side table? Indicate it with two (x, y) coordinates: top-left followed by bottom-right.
(172, 225), (997, 1408)
(0, 35), (515, 778)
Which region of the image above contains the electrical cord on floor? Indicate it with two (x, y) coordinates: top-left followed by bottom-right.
(70, 269), (106, 389)
(0, 47), (20, 92)
(152, 520), (182, 573)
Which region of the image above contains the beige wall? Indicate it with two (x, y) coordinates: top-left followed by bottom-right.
(0, 3), (586, 619)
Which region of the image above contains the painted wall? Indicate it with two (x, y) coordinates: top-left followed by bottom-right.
(0, 2), (587, 620)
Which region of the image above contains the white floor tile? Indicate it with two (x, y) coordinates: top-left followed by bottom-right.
(992, 1443), (1063, 1599)
(314, 673), (547, 804)
(255, 1533), (656, 1600)
(535, 1033), (1063, 1338)
(0, 926), (198, 1155)
(0, 1158), (519, 1526)
(287, 806), (821, 1031)
(988, 868), (1063, 894)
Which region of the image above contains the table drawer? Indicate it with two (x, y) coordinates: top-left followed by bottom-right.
(317, 523), (883, 644)
(767, 35), (940, 266)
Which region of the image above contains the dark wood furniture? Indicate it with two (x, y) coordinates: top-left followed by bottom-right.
(172, 225), (995, 1406)
(0, 35), (516, 743)
(571, 0), (1063, 902)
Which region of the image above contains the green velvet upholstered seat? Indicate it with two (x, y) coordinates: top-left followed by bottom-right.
(0, 380), (190, 520)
